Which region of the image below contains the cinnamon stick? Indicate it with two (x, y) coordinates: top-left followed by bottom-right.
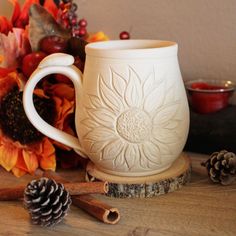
(72, 195), (120, 225)
(0, 181), (107, 201)
(41, 170), (121, 225)
(64, 182), (108, 195)
(0, 186), (26, 201)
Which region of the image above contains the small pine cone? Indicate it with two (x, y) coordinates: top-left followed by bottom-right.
(24, 178), (72, 227)
(202, 150), (236, 185)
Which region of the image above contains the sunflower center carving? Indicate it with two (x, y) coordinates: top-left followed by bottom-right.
(116, 109), (151, 143)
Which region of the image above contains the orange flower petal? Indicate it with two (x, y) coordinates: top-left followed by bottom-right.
(14, 0), (39, 28)
(0, 55), (4, 64)
(9, 0), (21, 26)
(14, 150), (28, 171)
(12, 167), (27, 177)
(0, 145), (18, 171)
(53, 117), (75, 151)
(22, 150), (39, 174)
(39, 138), (56, 171)
(0, 67), (15, 77)
(0, 71), (23, 99)
(0, 130), (57, 177)
(63, 99), (74, 113)
(42, 138), (55, 157)
(49, 83), (75, 101)
(0, 16), (13, 35)
(40, 153), (56, 171)
(51, 95), (75, 151)
(34, 88), (48, 98)
(54, 97), (74, 129)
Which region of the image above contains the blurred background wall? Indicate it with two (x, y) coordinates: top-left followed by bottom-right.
(1, 0), (236, 102)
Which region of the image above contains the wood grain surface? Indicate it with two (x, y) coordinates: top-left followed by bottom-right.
(0, 152), (236, 236)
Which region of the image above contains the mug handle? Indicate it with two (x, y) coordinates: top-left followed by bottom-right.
(23, 53), (87, 158)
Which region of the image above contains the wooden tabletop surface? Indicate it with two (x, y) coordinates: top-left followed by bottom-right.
(0, 152), (235, 236)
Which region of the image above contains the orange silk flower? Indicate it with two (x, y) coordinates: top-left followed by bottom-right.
(0, 132), (55, 177)
(0, 71), (76, 177)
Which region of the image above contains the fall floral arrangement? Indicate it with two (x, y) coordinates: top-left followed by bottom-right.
(0, 0), (120, 177)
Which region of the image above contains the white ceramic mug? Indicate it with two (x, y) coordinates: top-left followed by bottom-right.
(23, 40), (189, 177)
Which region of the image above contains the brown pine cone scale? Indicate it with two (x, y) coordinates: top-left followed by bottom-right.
(24, 177), (72, 227)
(202, 150), (236, 185)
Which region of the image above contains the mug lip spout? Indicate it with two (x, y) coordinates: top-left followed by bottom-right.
(85, 39), (178, 58)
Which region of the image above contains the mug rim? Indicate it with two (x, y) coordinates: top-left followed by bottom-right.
(85, 39), (178, 58)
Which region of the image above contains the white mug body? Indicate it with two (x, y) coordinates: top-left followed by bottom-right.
(75, 40), (189, 176)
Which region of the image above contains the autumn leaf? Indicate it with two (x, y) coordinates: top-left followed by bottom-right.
(29, 4), (70, 50)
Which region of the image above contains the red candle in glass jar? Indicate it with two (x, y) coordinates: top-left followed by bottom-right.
(185, 80), (235, 114)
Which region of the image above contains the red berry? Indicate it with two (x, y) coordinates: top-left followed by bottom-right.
(120, 31), (130, 40)
(71, 17), (77, 25)
(22, 52), (47, 78)
(78, 27), (87, 37)
(72, 28), (79, 35)
(78, 19), (87, 27)
(39, 35), (68, 54)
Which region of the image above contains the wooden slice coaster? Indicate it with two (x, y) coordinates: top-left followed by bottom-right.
(86, 153), (191, 198)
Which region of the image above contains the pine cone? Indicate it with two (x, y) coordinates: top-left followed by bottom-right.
(202, 150), (236, 185)
(24, 177), (72, 227)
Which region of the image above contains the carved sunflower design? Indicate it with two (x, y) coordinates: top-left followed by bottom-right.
(81, 67), (182, 171)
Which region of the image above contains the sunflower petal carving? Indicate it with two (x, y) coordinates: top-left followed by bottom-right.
(103, 139), (123, 160)
(125, 68), (143, 107)
(87, 94), (103, 109)
(153, 129), (180, 144)
(114, 151), (126, 168)
(164, 120), (181, 129)
(142, 142), (161, 165)
(142, 70), (156, 98)
(84, 127), (115, 142)
(90, 140), (110, 153)
(80, 118), (98, 129)
(153, 102), (179, 126)
(143, 80), (165, 113)
(111, 69), (127, 98)
(87, 108), (115, 128)
(81, 66), (184, 172)
(142, 67), (164, 96)
(98, 75), (123, 113)
(124, 145), (139, 169)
